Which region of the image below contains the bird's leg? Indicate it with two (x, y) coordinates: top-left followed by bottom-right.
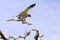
(25, 22), (32, 25)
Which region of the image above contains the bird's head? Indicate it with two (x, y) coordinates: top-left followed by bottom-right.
(26, 14), (31, 18)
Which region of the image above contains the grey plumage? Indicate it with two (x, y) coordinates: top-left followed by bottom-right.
(7, 3), (36, 25)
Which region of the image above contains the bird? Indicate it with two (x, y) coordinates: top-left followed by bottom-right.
(7, 3), (36, 25)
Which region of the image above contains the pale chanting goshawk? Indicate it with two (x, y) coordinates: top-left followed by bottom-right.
(7, 3), (36, 25)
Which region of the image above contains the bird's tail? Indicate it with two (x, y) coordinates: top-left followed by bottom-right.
(6, 19), (15, 21)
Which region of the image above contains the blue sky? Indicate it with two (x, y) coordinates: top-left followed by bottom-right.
(0, 0), (60, 40)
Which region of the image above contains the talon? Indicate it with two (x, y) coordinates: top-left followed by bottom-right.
(27, 23), (32, 25)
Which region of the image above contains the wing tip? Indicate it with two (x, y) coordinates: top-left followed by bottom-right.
(33, 3), (36, 5)
(31, 3), (36, 6)
(29, 3), (36, 8)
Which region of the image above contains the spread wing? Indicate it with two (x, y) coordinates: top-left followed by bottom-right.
(25, 3), (36, 12)
(17, 3), (36, 17)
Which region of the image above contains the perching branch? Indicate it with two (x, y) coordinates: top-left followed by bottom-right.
(0, 29), (44, 40)
(0, 30), (8, 40)
(9, 30), (31, 40)
(19, 30), (31, 40)
(32, 29), (44, 40)
(9, 36), (20, 40)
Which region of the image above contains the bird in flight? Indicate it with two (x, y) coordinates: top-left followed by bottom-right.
(7, 3), (36, 25)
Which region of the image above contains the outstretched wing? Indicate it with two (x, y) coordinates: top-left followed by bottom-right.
(17, 3), (36, 17)
(25, 3), (36, 12)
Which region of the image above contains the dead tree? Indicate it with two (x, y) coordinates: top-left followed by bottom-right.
(0, 30), (8, 40)
(8, 29), (44, 40)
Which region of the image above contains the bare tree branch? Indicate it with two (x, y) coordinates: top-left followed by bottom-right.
(34, 31), (39, 40)
(8, 30), (31, 40)
(32, 29), (44, 40)
(0, 29), (44, 40)
(9, 36), (19, 40)
(0, 30), (8, 40)
(18, 30), (31, 40)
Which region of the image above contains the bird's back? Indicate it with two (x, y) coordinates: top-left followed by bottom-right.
(18, 10), (27, 17)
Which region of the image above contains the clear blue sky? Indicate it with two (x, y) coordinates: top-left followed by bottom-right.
(0, 0), (60, 40)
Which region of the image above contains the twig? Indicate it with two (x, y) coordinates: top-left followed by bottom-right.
(8, 30), (31, 40)
(9, 35), (20, 40)
(18, 30), (31, 40)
